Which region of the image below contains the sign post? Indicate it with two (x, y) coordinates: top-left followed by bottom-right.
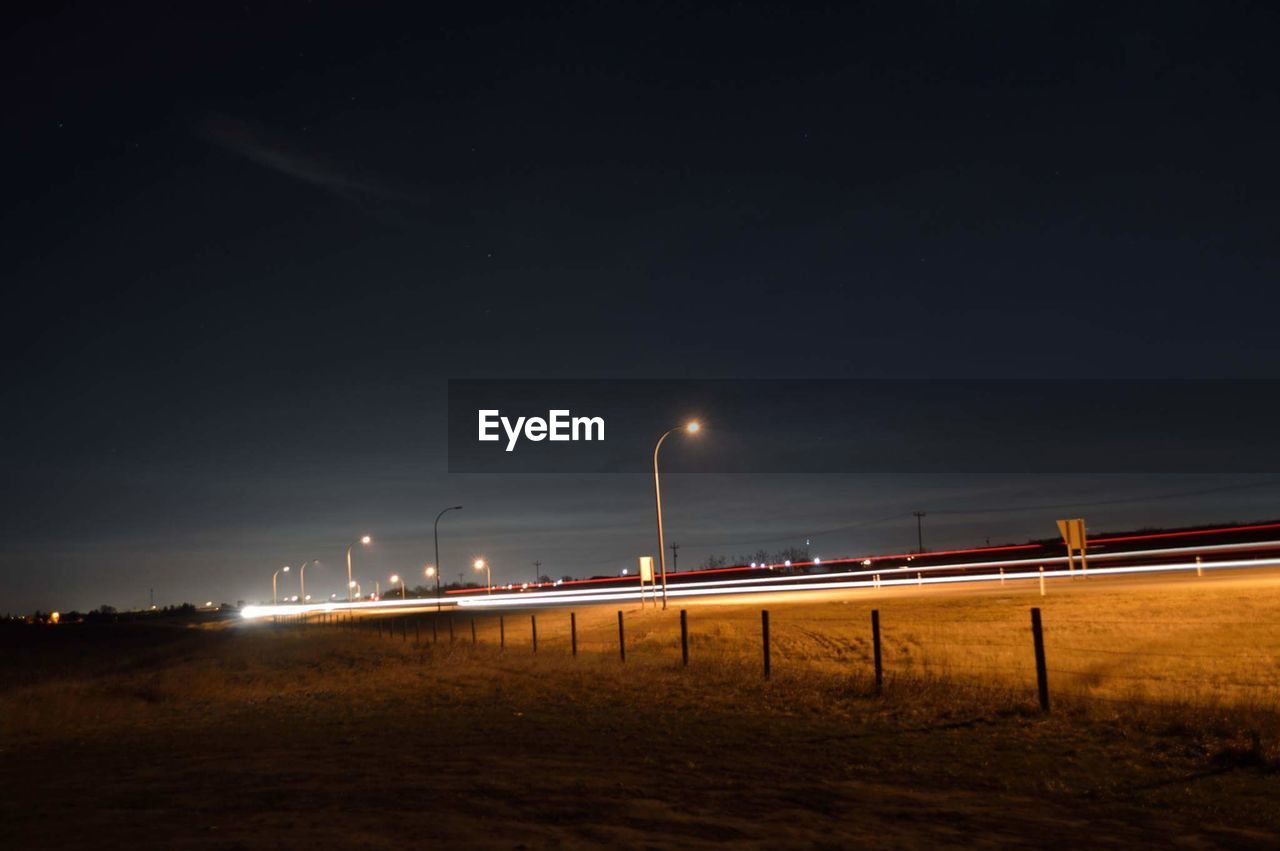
(638, 556), (655, 607)
(1056, 518), (1088, 576)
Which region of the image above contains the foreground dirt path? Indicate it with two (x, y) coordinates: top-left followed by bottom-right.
(2, 626), (1278, 848)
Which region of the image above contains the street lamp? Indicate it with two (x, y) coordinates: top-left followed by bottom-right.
(346, 535), (371, 602)
(296, 559), (317, 603)
(390, 573), (406, 600)
(349, 579), (361, 599)
(433, 506), (463, 612)
(474, 558), (491, 594)
(653, 420), (700, 610)
(272, 565), (290, 605)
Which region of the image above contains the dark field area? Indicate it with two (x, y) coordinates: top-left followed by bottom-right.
(3, 591), (1280, 849)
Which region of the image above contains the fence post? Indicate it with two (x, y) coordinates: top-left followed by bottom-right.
(617, 611), (626, 662)
(1031, 607), (1050, 712)
(531, 615), (538, 654)
(471, 617), (476, 645)
(761, 610), (771, 679)
(680, 609), (689, 667)
(1196, 555), (1203, 577)
(571, 612), (578, 657)
(500, 615), (505, 650)
(871, 609), (883, 694)
(1000, 567), (1005, 585)
(1039, 566), (1046, 596)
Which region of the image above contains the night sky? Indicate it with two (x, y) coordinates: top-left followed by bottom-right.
(4, 2), (1280, 613)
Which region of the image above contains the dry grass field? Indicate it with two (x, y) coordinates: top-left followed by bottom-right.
(2, 568), (1279, 848)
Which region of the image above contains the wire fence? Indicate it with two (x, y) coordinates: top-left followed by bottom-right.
(270, 604), (1280, 712)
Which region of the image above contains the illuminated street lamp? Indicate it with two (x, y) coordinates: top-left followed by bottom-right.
(349, 579), (361, 599)
(272, 565), (290, 605)
(346, 535), (371, 602)
(653, 420), (701, 609)
(474, 558), (491, 594)
(390, 573), (406, 600)
(433, 506), (463, 612)
(295, 558), (317, 603)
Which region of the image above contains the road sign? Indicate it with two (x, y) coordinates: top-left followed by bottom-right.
(1056, 518), (1088, 574)
(1056, 518), (1086, 550)
(638, 556), (654, 582)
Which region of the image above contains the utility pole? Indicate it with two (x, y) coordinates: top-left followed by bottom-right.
(670, 543), (680, 571)
(533, 560), (542, 584)
(913, 511), (927, 553)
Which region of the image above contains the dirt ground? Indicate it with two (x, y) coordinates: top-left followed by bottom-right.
(3, 572), (1280, 849)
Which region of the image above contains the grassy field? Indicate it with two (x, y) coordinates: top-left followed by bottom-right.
(2, 568), (1279, 848)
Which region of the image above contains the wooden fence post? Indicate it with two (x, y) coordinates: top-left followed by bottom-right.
(617, 611), (626, 662)
(1031, 607), (1050, 712)
(871, 609), (883, 694)
(531, 615), (538, 654)
(761, 610), (771, 679)
(680, 609), (689, 666)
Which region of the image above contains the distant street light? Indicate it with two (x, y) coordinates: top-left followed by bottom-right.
(349, 579), (361, 599)
(474, 558), (491, 594)
(433, 506), (463, 612)
(653, 420), (701, 610)
(296, 559), (317, 603)
(390, 573), (406, 600)
(272, 565), (290, 605)
(346, 536), (372, 602)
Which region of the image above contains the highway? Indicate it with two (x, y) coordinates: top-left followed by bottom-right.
(241, 521), (1280, 619)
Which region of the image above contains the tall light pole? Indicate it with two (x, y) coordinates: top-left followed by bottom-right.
(653, 420), (701, 610)
(425, 565), (438, 611)
(272, 565), (290, 605)
(474, 558), (491, 594)
(434, 506), (463, 610)
(533, 560), (541, 585)
(346, 535), (371, 602)
(296, 559), (317, 603)
(390, 574), (406, 600)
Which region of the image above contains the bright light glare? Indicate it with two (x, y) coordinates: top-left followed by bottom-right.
(425, 566), (436, 577)
(282, 565), (290, 573)
(348, 580), (357, 588)
(361, 535), (371, 545)
(474, 559), (486, 570)
(390, 574), (400, 583)
(686, 420), (701, 433)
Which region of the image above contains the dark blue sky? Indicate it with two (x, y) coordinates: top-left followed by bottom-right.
(3, 2), (1280, 612)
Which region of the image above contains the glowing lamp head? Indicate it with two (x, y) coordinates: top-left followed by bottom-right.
(389, 574), (400, 584)
(282, 565), (290, 573)
(474, 559), (486, 570)
(348, 580), (357, 588)
(686, 420), (701, 434)
(360, 535), (371, 545)
(425, 566), (436, 578)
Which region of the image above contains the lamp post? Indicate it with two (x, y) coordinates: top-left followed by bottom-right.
(296, 559), (317, 603)
(474, 558), (491, 594)
(272, 565), (290, 605)
(349, 579), (361, 600)
(390, 574), (406, 600)
(346, 535), (371, 602)
(433, 506), (463, 611)
(653, 421), (700, 610)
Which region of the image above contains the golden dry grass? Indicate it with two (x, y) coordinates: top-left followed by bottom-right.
(2, 567), (1279, 848)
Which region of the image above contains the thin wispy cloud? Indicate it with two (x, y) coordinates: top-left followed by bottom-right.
(198, 113), (411, 205)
